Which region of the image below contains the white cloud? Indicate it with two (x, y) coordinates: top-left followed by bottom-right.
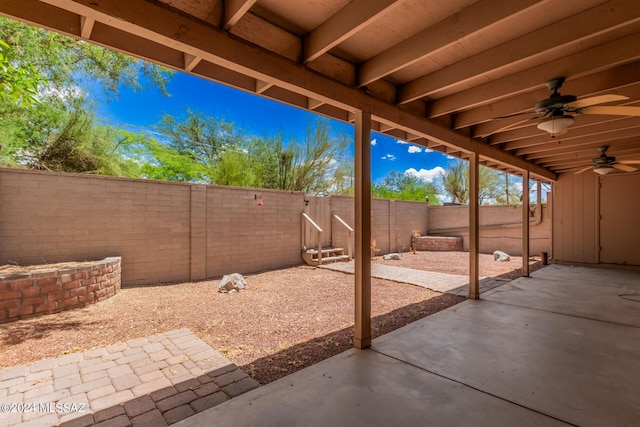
(404, 166), (446, 183)
(408, 145), (423, 154)
(395, 139), (409, 145)
(328, 158), (338, 165)
(371, 138), (377, 146)
(446, 155), (457, 160)
(381, 154), (396, 161)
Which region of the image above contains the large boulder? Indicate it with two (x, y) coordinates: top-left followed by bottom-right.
(493, 251), (511, 262)
(218, 273), (246, 293)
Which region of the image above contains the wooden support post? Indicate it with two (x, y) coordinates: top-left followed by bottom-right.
(468, 152), (480, 299)
(354, 110), (372, 349)
(522, 170), (530, 277)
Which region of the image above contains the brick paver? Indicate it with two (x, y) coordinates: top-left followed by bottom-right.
(0, 329), (260, 426)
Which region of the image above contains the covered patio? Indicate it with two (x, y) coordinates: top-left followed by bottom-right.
(177, 264), (640, 426)
(2, 1), (639, 425)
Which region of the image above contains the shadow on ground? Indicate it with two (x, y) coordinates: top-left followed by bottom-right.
(241, 293), (465, 385)
(1, 317), (96, 346)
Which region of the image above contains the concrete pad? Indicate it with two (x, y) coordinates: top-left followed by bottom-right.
(484, 264), (640, 327)
(372, 299), (640, 427)
(321, 260), (510, 295)
(176, 348), (568, 427)
(321, 261), (470, 292)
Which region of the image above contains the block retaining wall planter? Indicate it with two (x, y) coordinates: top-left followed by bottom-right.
(0, 257), (121, 324)
(414, 236), (464, 251)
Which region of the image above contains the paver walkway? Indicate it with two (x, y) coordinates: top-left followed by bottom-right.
(0, 329), (259, 427)
(320, 261), (511, 296)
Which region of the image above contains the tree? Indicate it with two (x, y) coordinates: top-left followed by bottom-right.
(210, 149), (258, 187)
(373, 171), (440, 203)
(0, 39), (42, 107)
(440, 161), (469, 204)
(244, 118), (352, 194)
(0, 17), (173, 170)
(23, 108), (142, 176)
(0, 17), (172, 100)
(156, 110), (242, 167)
(137, 136), (209, 183)
(282, 119), (352, 194)
(438, 160), (510, 205)
(496, 172), (523, 205)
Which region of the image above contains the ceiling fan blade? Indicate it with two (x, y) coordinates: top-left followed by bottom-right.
(613, 164), (637, 172)
(574, 166), (593, 175)
(618, 160), (640, 165)
(581, 105), (640, 116)
(566, 94), (628, 109)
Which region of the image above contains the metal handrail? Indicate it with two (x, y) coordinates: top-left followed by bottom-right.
(333, 214), (353, 261)
(302, 213), (323, 264)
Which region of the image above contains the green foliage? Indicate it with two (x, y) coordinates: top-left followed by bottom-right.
(156, 110), (242, 166)
(438, 160), (517, 205)
(0, 16), (174, 173)
(372, 171), (439, 203)
(240, 118), (352, 194)
(15, 107), (142, 176)
(0, 17), (173, 100)
(137, 136), (209, 182)
(440, 161), (469, 204)
(0, 39), (42, 106)
(210, 149), (257, 187)
(278, 119), (352, 194)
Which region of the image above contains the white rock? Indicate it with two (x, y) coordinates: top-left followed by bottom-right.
(493, 251), (511, 262)
(218, 273), (246, 293)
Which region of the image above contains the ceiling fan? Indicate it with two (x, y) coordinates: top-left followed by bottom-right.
(575, 146), (640, 175)
(492, 77), (640, 137)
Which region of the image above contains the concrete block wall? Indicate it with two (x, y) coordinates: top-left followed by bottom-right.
(204, 186), (303, 278)
(0, 168), (551, 286)
(427, 204), (551, 256)
(0, 169), (191, 286)
(328, 196), (429, 255)
(0, 168), (306, 286)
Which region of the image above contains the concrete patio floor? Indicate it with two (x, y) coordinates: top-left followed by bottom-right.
(177, 264), (640, 427)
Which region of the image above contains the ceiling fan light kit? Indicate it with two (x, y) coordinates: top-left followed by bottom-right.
(593, 166), (614, 175)
(575, 146), (639, 175)
(537, 114), (574, 136)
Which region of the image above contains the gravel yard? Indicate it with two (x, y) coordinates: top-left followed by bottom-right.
(0, 251), (542, 384)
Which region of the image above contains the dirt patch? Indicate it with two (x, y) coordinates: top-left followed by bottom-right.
(0, 252), (539, 384)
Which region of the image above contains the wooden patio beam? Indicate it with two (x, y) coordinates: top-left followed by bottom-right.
(304, 0), (399, 63)
(469, 151), (480, 299)
(522, 171), (530, 277)
(354, 110), (372, 349)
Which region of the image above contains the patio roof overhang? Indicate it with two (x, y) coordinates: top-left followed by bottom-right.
(2, 0), (639, 347)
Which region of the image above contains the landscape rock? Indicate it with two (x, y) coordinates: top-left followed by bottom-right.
(383, 253), (402, 260)
(218, 273), (246, 293)
(493, 251), (511, 262)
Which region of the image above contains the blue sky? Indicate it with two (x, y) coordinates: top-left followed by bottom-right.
(88, 72), (451, 183)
